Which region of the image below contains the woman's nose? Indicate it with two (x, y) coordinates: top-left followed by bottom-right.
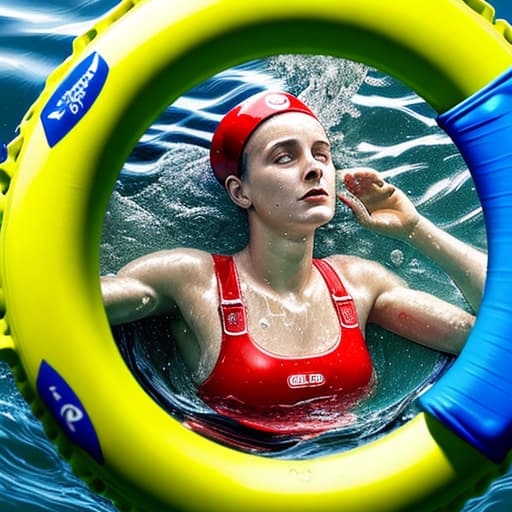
(304, 165), (323, 181)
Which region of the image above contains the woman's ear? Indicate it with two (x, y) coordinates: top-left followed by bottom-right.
(225, 175), (251, 209)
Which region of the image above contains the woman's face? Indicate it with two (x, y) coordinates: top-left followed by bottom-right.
(242, 112), (336, 237)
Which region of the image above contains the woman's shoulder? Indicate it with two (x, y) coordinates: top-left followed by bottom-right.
(118, 247), (215, 284)
(154, 247), (214, 264)
(323, 253), (381, 275)
(323, 254), (405, 290)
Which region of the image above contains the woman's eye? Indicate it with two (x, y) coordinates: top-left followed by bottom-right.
(275, 154), (292, 164)
(314, 152), (329, 162)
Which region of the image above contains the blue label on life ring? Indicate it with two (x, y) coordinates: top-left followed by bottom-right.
(36, 360), (103, 464)
(41, 52), (109, 147)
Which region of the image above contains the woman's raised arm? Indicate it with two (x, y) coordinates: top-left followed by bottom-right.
(338, 167), (486, 312)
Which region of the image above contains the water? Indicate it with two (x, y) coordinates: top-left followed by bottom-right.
(1, 0), (512, 510)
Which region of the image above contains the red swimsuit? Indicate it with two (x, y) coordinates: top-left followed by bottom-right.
(197, 254), (374, 434)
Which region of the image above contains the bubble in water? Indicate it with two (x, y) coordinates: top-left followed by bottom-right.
(390, 249), (404, 267)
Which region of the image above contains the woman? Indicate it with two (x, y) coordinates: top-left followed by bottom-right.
(102, 91), (486, 433)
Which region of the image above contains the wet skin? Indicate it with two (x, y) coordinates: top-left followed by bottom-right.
(102, 112), (485, 384)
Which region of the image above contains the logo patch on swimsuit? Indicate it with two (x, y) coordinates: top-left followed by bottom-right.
(335, 298), (359, 327)
(41, 52), (109, 147)
(221, 303), (247, 335)
(287, 372), (326, 389)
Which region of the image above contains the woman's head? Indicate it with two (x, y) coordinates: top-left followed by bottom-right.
(210, 91), (319, 185)
(211, 92), (336, 235)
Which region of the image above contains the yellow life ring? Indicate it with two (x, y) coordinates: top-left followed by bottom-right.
(1, 0), (512, 510)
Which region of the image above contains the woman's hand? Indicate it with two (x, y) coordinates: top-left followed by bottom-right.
(338, 167), (486, 311)
(337, 167), (419, 240)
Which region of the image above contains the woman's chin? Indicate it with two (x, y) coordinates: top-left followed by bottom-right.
(304, 206), (336, 227)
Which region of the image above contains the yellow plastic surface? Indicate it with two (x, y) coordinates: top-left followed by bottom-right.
(1, 0), (511, 510)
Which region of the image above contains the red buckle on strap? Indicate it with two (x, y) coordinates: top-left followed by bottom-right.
(220, 300), (247, 335)
(333, 295), (359, 328)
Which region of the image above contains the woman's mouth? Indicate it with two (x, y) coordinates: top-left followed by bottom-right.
(300, 188), (329, 201)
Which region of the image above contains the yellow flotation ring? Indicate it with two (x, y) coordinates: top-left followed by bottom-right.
(1, 0), (512, 510)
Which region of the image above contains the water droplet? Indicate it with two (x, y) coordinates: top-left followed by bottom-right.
(260, 318), (270, 329)
(390, 249), (404, 267)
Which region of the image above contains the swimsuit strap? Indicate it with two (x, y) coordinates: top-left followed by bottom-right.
(212, 255), (359, 334)
(313, 258), (360, 328)
(212, 254), (248, 335)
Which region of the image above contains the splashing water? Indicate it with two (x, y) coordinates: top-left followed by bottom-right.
(267, 54), (368, 123)
(266, 54), (367, 157)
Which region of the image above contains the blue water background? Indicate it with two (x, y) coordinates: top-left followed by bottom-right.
(1, 1), (512, 510)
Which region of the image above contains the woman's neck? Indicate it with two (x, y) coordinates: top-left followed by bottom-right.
(236, 220), (316, 294)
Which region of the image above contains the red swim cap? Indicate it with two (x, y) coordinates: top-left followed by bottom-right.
(210, 91), (318, 185)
